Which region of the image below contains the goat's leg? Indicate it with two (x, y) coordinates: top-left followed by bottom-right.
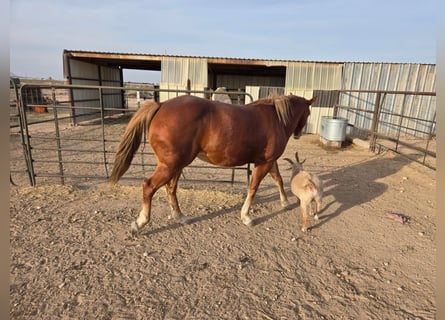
(313, 194), (322, 221)
(301, 201), (309, 232)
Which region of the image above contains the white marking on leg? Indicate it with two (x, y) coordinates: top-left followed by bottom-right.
(135, 209), (149, 229)
(170, 206), (191, 224)
(241, 196), (253, 226)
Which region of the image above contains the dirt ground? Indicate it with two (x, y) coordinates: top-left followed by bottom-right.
(10, 125), (436, 319)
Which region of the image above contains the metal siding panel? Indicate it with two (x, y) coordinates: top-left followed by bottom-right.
(69, 59), (100, 81)
(67, 59), (125, 123)
(340, 62), (435, 138)
(285, 62), (342, 134)
(69, 59), (101, 118)
(245, 86), (260, 101)
(160, 57), (207, 101)
(216, 74), (283, 90)
(285, 62), (342, 91)
(100, 66), (123, 111)
(306, 107), (334, 134)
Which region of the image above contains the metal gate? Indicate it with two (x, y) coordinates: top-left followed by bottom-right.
(10, 81), (253, 186)
(334, 89), (436, 170)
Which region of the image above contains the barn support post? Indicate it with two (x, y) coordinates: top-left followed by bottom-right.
(52, 87), (65, 185)
(333, 90), (341, 118)
(186, 79), (191, 95)
(63, 52), (76, 126)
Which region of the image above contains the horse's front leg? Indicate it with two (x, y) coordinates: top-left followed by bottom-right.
(268, 160), (289, 208)
(165, 170), (191, 224)
(241, 162), (274, 226)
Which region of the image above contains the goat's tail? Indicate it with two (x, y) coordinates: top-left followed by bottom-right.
(109, 101), (161, 184)
(304, 179), (317, 192)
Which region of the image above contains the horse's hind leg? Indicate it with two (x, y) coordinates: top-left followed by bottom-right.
(241, 163), (273, 226)
(268, 161), (289, 208)
(165, 169), (191, 224)
(131, 164), (174, 235)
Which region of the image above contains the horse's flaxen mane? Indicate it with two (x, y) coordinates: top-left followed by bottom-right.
(273, 95), (294, 127)
(249, 93), (280, 106)
(252, 93), (292, 127)
(249, 94), (308, 127)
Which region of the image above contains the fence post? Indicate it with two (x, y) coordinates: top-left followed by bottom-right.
(333, 90), (340, 117)
(369, 92), (382, 152)
(19, 84), (36, 186)
(99, 87), (109, 178)
(186, 79), (191, 95)
(52, 87), (65, 184)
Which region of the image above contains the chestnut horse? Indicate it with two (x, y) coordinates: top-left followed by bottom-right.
(110, 94), (316, 234)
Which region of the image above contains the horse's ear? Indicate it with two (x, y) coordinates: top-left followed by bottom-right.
(308, 96), (317, 105)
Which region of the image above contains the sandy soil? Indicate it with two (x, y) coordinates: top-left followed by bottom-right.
(10, 126), (436, 319)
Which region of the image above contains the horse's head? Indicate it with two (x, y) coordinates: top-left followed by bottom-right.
(292, 95), (316, 139)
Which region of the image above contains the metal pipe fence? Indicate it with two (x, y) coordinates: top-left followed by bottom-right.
(333, 89), (436, 170)
(10, 82), (253, 186)
(10, 83), (436, 188)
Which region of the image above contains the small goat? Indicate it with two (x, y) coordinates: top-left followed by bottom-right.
(283, 152), (323, 232)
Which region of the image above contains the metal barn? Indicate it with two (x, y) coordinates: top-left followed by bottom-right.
(62, 50), (435, 137)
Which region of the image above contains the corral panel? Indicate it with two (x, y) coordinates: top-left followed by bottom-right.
(339, 63), (436, 138)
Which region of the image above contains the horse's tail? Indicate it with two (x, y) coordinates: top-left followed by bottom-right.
(109, 101), (161, 185)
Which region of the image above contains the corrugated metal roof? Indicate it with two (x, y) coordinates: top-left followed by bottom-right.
(64, 49), (332, 64)
(64, 49), (436, 66)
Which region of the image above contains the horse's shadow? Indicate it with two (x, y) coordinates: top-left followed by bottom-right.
(139, 203), (242, 237)
(138, 153), (412, 237)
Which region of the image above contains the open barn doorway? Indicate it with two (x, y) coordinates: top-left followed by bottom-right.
(122, 69), (161, 108)
(123, 69), (160, 84)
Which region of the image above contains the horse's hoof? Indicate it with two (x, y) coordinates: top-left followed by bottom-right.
(314, 214), (319, 221)
(131, 221), (139, 236)
(301, 227), (307, 233)
(179, 216), (192, 225)
(242, 216), (254, 227)
(281, 200), (290, 208)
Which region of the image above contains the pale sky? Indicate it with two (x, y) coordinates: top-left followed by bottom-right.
(10, 0), (436, 83)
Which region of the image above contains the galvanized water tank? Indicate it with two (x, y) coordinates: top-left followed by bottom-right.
(320, 116), (348, 141)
